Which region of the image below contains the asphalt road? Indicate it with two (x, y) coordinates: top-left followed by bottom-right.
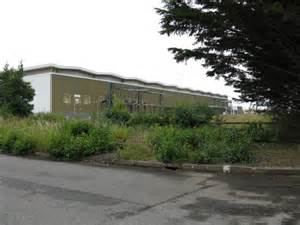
(0, 155), (299, 225)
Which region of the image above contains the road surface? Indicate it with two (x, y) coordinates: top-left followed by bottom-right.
(0, 155), (299, 225)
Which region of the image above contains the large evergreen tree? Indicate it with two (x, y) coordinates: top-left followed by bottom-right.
(0, 64), (35, 117)
(157, 0), (300, 115)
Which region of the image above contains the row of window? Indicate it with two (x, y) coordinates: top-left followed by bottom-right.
(63, 94), (103, 105)
(63, 93), (227, 108)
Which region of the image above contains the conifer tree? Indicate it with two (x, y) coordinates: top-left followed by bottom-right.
(0, 63), (35, 117)
(157, 0), (300, 115)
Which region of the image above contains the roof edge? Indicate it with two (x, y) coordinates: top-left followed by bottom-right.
(24, 64), (228, 99)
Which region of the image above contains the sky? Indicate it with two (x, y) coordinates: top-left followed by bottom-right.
(0, 0), (241, 102)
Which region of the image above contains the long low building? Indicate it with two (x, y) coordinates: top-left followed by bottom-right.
(24, 64), (228, 115)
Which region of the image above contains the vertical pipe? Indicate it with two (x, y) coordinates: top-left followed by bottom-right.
(137, 90), (141, 112)
(159, 93), (163, 112)
(108, 83), (113, 108)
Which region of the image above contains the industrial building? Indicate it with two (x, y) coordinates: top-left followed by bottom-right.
(24, 64), (228, 115)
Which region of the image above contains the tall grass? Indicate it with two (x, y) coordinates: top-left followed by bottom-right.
(222, 114), (272, 123)
(0, 117), (60, 152)
(0, 117), (60, 155)
(121, 127), (154, 161)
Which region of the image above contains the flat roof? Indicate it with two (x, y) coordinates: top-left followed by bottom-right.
(24, 64), (228, 100)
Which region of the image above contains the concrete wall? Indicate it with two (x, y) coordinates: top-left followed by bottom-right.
(23, 74), (52, 113)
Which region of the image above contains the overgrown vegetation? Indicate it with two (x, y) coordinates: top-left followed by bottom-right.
(0, 100), (281, 165)
(48, 120), (118, 161)
(106, 101), (216, 128)
(0, 129), (36, 156)
(104, 98), (131, 125)
(149, 126), (254, 164)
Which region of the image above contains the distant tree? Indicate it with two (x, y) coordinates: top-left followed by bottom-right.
(0, 63), (35, 117)
(156, 0), (300, 115)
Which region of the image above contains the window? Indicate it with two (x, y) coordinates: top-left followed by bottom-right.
(74, 94), (81, 105)
(63, 93), (72, 104)
(83, 95), (91, 105)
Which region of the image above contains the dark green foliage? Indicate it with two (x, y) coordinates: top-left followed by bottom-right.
(89, 127), (118, 154)
(48, 133), (92, 161)
(48, 121), (118, 161)
(189, 126), (254, 164)
(105, 96), (216, 127)
(149, 126), (189, 163)
(171, 104), (215, 127)
(275, 114), (300, 143)
(246, 123), (278, 143)
(47, 132), (70, 160)
(129, 112), (166, 126)
(0, 131), (36, 156)
(149, 126), (254, 164)
(104, 98), (131, 124)
(68, 120), (94, 136)
(220, 128), (254, 163)
(157, 0), (300, 115)
(128, 104), (215, 127)
(64, 135), (92, 160)
(0, 64), (35, 117)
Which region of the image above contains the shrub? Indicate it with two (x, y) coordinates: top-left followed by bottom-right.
(129, 112), (165, 126)
(47, 121), (118, 161)
(64, 135), (92, 160)
(68, 120), (94, 136)
(170, 103), (215, 128)
(47, 131), (69, 160)
(112, 126), (130, 146)
(246, 123), (278, 142)
(48, 133), (92, 161)
(0, 131), (18, 154)
(149, 126), (254, 164)
(0, 130), (36, 156)
(12, 134), (36, 156)
(221, 128), (254, 163)
(89, 126), (118, 154)
(128, 104), (215, 127)
(149, 126), (189, 163)
(194, 127), (254, 163)
(105, 98), (131, 124)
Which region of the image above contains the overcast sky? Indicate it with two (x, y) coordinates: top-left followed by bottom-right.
(0, 0), (240, 101)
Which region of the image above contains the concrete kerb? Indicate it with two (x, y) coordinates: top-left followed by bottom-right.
(30, 153), (300, 175)
(92, 159), (300, 175)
